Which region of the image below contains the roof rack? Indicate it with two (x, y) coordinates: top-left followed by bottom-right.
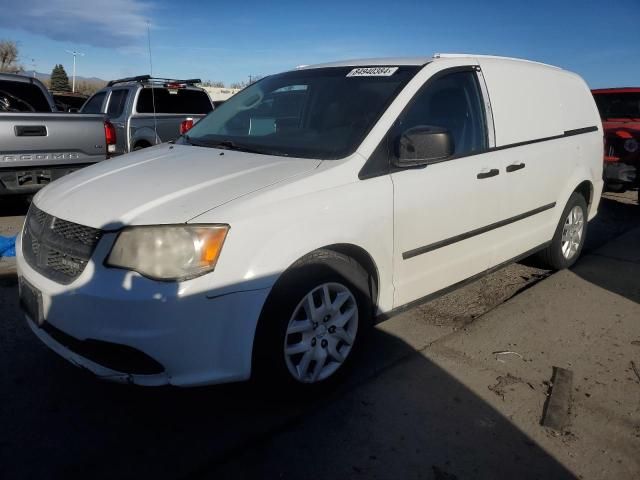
(107, 75), (202, 87)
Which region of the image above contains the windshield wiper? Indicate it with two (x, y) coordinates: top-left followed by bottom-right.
(184, 137), (288, 156)
(206, 140), (266, 154)
(183, 135), (215, 148)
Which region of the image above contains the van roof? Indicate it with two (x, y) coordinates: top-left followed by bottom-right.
(298, 53), (562, 70)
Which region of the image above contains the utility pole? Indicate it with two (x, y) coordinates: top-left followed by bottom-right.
(65, 49), (85, 92)
(31, 59), (36, 77)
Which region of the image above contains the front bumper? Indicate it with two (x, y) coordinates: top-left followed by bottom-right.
(16, 233), (271, 387)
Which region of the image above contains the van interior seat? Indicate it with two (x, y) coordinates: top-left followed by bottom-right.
(428, 87), (471, 155)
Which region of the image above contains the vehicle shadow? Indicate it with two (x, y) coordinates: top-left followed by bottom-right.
(0, 195), (30, 217)
(569, 191), (640, 305)
(582, 190), (639, 254)
(1, 269), (577, 480)
(4, 192), (638, 479)
(517, 193), (640, 305)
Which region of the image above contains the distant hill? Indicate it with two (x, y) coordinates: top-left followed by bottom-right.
(22, 71), (107, 83)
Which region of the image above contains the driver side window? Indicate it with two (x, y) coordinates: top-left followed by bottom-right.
(396, 70), (488, 158)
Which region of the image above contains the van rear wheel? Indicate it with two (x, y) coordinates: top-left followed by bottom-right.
(537, 192), (588, 270)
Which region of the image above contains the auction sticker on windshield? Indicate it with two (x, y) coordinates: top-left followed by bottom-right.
(346, 67), (398, 77)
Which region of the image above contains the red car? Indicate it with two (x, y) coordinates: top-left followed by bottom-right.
(592, 87), (640, 192)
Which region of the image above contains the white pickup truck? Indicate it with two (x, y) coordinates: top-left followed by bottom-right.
(0, 73), (111, 197)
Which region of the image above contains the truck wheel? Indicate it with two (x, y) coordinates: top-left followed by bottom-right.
(537, 192), (588, 270)
(252, 250), (373, 390)
(133, 142), (151, 151)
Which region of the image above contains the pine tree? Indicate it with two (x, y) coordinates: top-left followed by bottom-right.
(50, 64), (71, 92)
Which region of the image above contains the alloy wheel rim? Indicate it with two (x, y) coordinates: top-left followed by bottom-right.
(284, 282), (358, 383)
(561, 205), (584, 260)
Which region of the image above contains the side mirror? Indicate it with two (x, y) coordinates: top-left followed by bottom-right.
(394, 125), (453, 167)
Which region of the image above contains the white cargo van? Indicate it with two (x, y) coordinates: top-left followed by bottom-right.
(17, 54), (603, 388)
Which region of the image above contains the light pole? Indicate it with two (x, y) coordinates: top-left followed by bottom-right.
(65, 49), (85, 92)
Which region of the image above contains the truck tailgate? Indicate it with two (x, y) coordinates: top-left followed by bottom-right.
(0, 112), (107, 168)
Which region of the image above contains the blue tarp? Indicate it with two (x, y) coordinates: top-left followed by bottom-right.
(0, 235), (16, 257)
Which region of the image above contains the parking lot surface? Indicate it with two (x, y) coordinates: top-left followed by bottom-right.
(1, 191), (638, 479)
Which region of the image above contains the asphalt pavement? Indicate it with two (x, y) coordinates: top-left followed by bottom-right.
(0, 190), (638, 480)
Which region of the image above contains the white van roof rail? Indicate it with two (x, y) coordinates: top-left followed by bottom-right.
(433, 53), (561, 69)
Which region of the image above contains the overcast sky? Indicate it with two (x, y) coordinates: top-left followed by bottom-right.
(0, 0), (638, 87)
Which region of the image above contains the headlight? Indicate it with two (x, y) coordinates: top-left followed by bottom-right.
(106, 225), (229, 281)
(624, 138), (638, 153)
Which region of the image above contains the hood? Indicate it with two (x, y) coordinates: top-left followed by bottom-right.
(34, 144), (320, 229)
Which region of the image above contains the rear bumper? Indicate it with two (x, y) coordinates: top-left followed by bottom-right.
(604, 162), (637, 185)
(0, 164), (94, 195)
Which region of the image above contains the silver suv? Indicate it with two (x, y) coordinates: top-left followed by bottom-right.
(81, 76), (213, 155)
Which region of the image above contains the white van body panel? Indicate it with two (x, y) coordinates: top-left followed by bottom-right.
(190, 156), (397, 313)
(33, 144), (321, 228)
(17, 54), (603, 386)
(476, 57), (603, 269)
(477, 58), (598, 145)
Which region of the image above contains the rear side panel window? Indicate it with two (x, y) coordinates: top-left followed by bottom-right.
(136, 88), (213, 114)
(82, 92), (106, 113)
(107, 89), (129, 117)
(395, 70), (488, 158)
(0, 80), (51, 112)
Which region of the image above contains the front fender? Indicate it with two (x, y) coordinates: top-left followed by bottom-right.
(195, 172), (396, 313)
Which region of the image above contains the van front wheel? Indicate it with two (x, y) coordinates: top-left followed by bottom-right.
(537, 192), (588, 270)
(252, 250), (372, 390)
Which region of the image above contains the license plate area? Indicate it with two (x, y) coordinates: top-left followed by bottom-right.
(16, 170), (52, 187)
(19, 277), (44, 327)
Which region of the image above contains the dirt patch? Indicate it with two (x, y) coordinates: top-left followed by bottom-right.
(488, 374), (523, 400)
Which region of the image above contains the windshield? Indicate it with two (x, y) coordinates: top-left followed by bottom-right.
(137, 88), (213, 114)
(179, 66), (420, 159)
(594, 92), (640, 119)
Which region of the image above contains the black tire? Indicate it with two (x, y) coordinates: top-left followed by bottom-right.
(133, 142), (150, 151)
(536, 192), (588, 270)
(605, 182), (626, 193)
(252, 249), (374, 391)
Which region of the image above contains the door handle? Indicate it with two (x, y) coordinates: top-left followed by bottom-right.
(477, 168), (500, 179)
(15, 125), (47, 136)
(506, 162), (526, 173)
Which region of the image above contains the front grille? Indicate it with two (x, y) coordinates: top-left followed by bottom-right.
(52, 218), (103, 246)
(22, 205), (103, 284)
